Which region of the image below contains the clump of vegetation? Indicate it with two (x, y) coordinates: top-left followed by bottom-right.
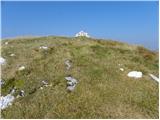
(1, 36), (159, 119)
(137, 46), (156, 61)
(1, 78), (25, 95)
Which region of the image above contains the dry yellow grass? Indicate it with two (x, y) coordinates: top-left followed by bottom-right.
(1, 36), (159, 118)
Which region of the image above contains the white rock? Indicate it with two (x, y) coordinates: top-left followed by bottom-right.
(127, 71), (142, 78)
(19, 90), (25, 97)
(67, 81), (74, 86)
(75, 31), (90, 38)
(67, 85), (76, 92)
(18, 66), (25, 71)
(10, 88), (16, 94)
(40, 87), (43, 90)
(149, 74), (159, 82)
(5, 42), (8, 45)
(65, 76), (78, 92)
(10, 54), (15, 57)
(0, 94), (15, 110)
(65, 76), (78, 84)
(0, 79), (5, 86)
(65, 60), (71, 70)
(120, 68), (124, 71)
(42, 80), (48, 85)
(0, 57), (6, 65)
(39, 46), (48, 50)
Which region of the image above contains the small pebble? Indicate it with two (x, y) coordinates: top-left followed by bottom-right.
(18, 66), (25, 71)
(40, 87), (43, 90)
(42, 80), (48, 85)
(39, 46), (48, 50)
(67, 85), (76, 92)
(5, 42), (8, 45)
(120, 68), (124, 71)
(65, 60), (71, 70)
(10, 54), (15, 57)
(19, 90), (25, 97)
(0, 79), (5, 86)
(0, 57), (6, 65)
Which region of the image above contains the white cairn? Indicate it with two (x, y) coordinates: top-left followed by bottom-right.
(75, 31), (90, 38)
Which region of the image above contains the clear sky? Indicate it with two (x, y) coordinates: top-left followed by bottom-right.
(1, 1), (159, 50)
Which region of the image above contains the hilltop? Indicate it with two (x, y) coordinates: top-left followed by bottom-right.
(0, 36), (159, 118)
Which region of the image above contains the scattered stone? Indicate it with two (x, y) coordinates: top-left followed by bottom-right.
(16, 90), (25, 98)
(19, 90), (25, 97)
(5, 42), (8, 45)
(67, 81), (74, 86)
(65, 76), (78, 84)
(67, 85), (76, 92)
(18, 66), (25, 71)
(120, 68), (124, 71)
(0, 94), (15, 110)
(0, 79), (5, 86)
(9, 87), (16, 95)
(75, 31), (90, 38)
(40, 80), (52, 89)
(0, 57), (6, 65)
(42, 80), (48, 85)
(10, 53), (15, 57)
(65, 76), (78, 92)
(40, 87), (43, 90)
(39, 46), (48, 50)
(65, 60), (71, 70)
(42, 80), (52, 87)
(127, 71), (142, 79)
(149, 74), (159, 82)
(118, 64), (121, 66)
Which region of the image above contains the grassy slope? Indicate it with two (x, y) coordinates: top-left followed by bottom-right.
(1, 36), (159, 118)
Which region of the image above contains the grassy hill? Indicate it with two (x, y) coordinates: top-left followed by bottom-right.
(1, 36), (159, 118)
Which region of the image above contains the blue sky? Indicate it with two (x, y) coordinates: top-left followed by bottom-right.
(1, 1), (159, 50)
